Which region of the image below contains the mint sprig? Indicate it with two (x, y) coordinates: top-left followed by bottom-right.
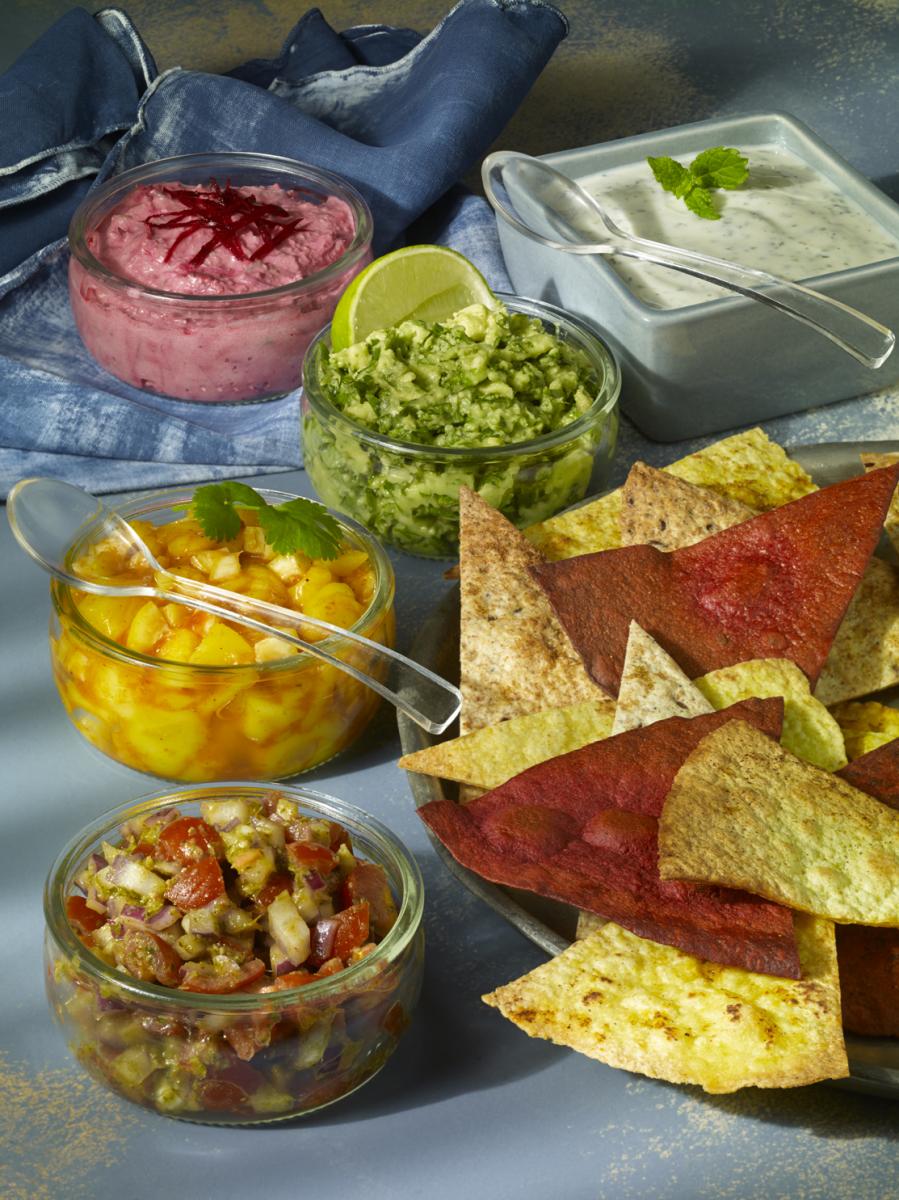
(187, 482), (342, 559)
(647, 147), (749, 220)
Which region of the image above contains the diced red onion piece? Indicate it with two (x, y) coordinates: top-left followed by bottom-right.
(311, 917), (338, 964)
(96, 994), (128, 1013)
(147, 905), (180, 931)
(121, 903), (146, 921)
(305, 871), (325, 892)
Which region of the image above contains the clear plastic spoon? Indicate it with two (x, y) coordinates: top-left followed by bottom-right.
(7, 476), (461, 735)
(483, 150), (895, 369)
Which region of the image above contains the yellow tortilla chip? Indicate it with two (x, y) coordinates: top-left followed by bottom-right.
(612, 622), (713, 734)
(862, 450), (899, 556)
(525, 427), (815, 560)
(483, 916), (847, 1093)
(398, 697), (616, 790)
(695, 659), (847, 772)
(458, 486), (605, 733)
(830, 699), (899, 761)
(619, 460), (755, 551)
(815, 558), (899, 705)
(659, 719), (899, 925)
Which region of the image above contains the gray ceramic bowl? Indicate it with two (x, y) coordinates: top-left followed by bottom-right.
(496, 112), (899, 441)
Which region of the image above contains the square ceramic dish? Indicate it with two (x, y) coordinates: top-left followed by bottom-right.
(495, 112), (899, 441)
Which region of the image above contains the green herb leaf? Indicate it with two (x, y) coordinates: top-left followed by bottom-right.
(689, 147), (749, 190)
(189, 483), (342, 559)
(646, 145), (749, 219)
(683, 185), (720, 220)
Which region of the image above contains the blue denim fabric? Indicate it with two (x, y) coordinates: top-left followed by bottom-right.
(0, 2), (564, 497)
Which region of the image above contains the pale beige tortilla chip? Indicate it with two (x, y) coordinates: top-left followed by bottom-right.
(619, 460), (756, 550)
(830, 699), (899, 761)
(399, 697), (616, 790)
(525, 427), (815, 560)
(862, 450), (899, 556)
(458, 487), (606, 733)
(483, 916), (847, 1093)
(659, 719), (899, 925)
(612, 621), (713, 734)
(815, 557), (899, 705)
(695, 659), (846, 772)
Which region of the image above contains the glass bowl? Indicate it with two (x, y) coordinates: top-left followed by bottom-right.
(49, 487), (395, 781)
(44, 783), (425, 1124)
(301, 293), (621, 557)
(68, 152), (373, 403)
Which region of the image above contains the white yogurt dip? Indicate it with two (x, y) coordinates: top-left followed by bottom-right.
(581, 144), (899, 309)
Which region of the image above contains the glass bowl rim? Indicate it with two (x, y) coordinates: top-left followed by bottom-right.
(44, 781), (425, 1013)
(50, 485), (395, 676)
(68, 151), (374, 304)
(301, 291), (622, 462)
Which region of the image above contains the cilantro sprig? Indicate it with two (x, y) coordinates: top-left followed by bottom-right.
(646, 146), (749, 220)
(185, 482), (342, 559)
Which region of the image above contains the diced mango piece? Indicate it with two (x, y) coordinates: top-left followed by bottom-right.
(254, 636), (299, 663)
(124, 707), (207, 777)
(328, 550), (369, 577)
(125, 602), (169, 654)
(158, 628), (201, 663)
(76, 594), (144, 642)
(189, 622), (255, 666)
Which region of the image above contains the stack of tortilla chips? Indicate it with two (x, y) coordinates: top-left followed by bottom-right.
(401, 429), (899, 1092)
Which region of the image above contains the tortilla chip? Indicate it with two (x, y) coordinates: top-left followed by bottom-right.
(659, 719), (899, 926)
(831, 699), (899, 760)
(620, 461), (755, 551)
(612, 621), (713, 735)
(814, 558), (899, 705)
(525, 427), (815, 560)
(532, 465), (899, 695)
(862, 449), (899, 556)
(695, 659), (847, 772)
(836, 924), (899, 1037)
(483, 916), (847, 1093)
(458, 487), (606, 734)
(837, 738), (899, 812)
(399, 697), (616, 790)
(420, 698), (801, 977)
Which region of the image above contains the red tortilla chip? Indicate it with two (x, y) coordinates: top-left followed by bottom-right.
(837, 738), (899, 812)
(531, 465), (899, 695)
(420, 697), (800, 978)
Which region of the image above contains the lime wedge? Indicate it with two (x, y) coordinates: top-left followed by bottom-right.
(330, 244), (496, 350)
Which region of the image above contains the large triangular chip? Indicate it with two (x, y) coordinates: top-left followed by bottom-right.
(399, 698), (616, 790)
(525, 427), (815, 560)
(531, 465), (899, 694)
(814, 557), (899, 704)
(612, 621), (713, 734)
(419, 698), (801, 977)
(458, 487), (605, 733)
(484, 916), (847, 1093)
(659, 719), (899, 925)
(620, 460), (755, 551)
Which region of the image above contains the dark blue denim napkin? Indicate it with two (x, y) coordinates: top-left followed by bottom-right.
(0, 2), (563, 497)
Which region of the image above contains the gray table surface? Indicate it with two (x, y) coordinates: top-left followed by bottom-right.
(3, 3), (899, 1199)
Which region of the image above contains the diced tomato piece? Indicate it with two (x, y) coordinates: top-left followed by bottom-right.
(66, 895), (106, 936)
(158, 817), (224, 865)
(256, 872), (294, 908)
(224, 1022), (264, 1061)
(332, 901), (370, 962)
(285, 841), (336, 873)
(268, 968), (316, 991)
(382, 1002), (409, 1038)
(119, 929), (182, 987)
(197, 1079), (249, 1112)
(314, 957), (344, 979)
(328, 820), (352, 852)
(340, 862), (398, 938)
(179, 957), (266, 994)
(165, 857), (225, 910)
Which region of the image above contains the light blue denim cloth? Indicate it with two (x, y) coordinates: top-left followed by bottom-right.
(0, 2), (561, 498)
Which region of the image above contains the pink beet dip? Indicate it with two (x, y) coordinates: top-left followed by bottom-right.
(68, 155), (373, 403)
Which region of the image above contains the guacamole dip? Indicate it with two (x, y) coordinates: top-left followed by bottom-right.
(302, 300), (619, 557)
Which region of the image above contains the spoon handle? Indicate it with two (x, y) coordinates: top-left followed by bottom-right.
(161, 574), (461, 736)
(608, 236), (895, 369)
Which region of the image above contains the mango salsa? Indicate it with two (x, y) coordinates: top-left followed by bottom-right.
(50, 503), (394, 781)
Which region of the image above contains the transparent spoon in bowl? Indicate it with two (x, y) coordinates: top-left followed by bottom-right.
(7, 476), (462, 735)
(482, 150), (895, 369)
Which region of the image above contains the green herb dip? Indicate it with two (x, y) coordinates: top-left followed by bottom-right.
(302, 300), (619, 557)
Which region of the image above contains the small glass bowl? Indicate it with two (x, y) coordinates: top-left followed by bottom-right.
(44, 784), (425, 1124)
(301, 293), (621, 557)
(68, 152), (373, 403)
(49, 487), (395, 782)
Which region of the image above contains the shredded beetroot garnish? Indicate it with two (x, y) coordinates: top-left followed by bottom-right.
(144, 181), (309, 266)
